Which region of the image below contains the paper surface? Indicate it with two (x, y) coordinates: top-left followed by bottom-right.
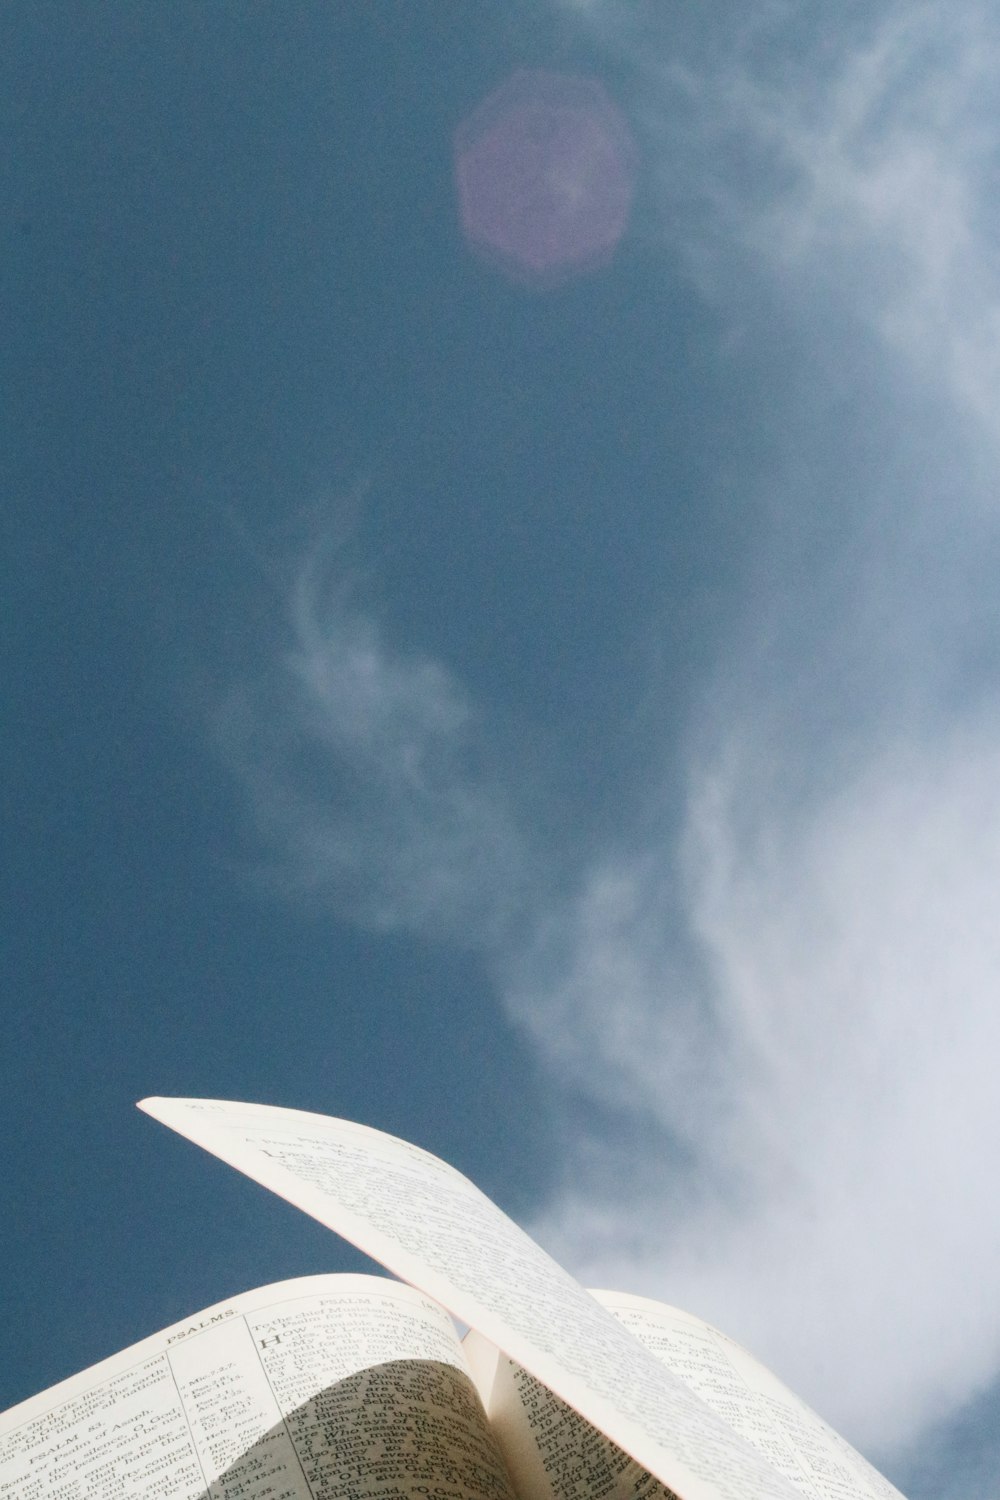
(464, 1326), (673, 1500)
(138, 1097), (807, 1500)
(594, 1292), (906, 1500)
(0, 1273), (512, 1500)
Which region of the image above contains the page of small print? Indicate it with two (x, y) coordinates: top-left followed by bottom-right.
(0, 1099), (908, 1500)
(135, 1098), (905, 1500)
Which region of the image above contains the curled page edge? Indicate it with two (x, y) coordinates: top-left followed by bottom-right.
(137, 1096), (806, 1500)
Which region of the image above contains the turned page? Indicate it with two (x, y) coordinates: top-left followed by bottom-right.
(591, 1293), (905, 1500)
(0, 1273), (516, 1500)
(138, 1098), (804, 1500)
(463, 1298), (906, 1500)
(462, 1328), (675, 1500)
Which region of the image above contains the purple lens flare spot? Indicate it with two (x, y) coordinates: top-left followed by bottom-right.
(454, 70), (637, 288)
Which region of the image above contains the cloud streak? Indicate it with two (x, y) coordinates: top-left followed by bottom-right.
(219, 0), (1000, 1482)
(216, 548), (532, 946)
(523, 0), (1000, 1469)
(522, 718), (1000, 1452)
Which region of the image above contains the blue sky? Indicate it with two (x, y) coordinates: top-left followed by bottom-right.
(3, 2), (999, 1495)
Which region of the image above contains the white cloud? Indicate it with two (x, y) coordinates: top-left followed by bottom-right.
(219, 0), (1000, 1472)
(216, 549), (531, 946)
(505, 0), (1000, 1462)
(645, 1), (1000, 440)
(520, 718), (1000, 1450)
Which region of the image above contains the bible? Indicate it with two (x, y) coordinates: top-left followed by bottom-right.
(0, 1098), (906, 1500)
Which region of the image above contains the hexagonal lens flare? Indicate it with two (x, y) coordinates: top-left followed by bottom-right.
(454, 70), (637, 288)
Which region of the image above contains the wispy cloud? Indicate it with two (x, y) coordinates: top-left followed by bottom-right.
(220, 0), (1000, 1477)
(216, 548), (532, 946)
(639, 0), (1000, 428)
(522, 0), (1000, 1464)
(521, 717), (1000, 1452)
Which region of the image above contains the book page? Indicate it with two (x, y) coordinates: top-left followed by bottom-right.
(137, 1098), (810, 1500)
(464, 1327), (675, 1500)
(464, 1295), (907, 1500)
(592, 1292), (904, 1500)
(0, 1273), (516, 1500)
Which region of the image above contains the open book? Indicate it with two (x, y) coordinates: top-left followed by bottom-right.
(0, 1099), (906, 1500)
